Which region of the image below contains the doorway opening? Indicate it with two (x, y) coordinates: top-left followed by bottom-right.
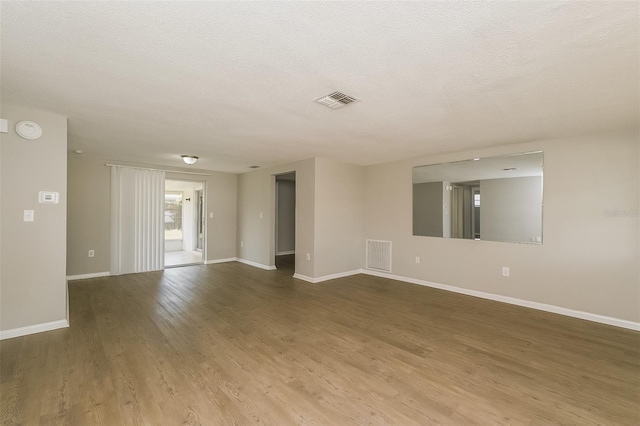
(165, 179), (205, 267)
(451, 181), (480, 240)
(274, 172), (296, 273)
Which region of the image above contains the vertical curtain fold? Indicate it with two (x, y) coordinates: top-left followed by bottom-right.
(111, 167), (165, 275)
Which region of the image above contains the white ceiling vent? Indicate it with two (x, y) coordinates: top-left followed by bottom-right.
(314, 91), (360, 109)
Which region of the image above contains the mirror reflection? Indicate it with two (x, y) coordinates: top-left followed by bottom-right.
(412, 152), (543, 244)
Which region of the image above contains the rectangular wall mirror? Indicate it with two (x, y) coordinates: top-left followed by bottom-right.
(412, 151), (543, 244)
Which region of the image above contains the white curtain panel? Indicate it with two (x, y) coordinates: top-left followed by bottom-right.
(110, 167), (165, 275)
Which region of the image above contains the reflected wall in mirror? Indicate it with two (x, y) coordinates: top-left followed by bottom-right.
(412, 152), (543, 244)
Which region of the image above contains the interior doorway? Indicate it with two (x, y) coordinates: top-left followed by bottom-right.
(451, 182), (479, 240)
(165, 179), (205, 267)
(274, 172), (296, 273)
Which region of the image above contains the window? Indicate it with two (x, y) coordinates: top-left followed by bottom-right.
(165, 192), (183, 240)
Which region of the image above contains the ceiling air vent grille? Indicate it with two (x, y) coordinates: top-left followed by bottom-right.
(314, 91), (360, 109)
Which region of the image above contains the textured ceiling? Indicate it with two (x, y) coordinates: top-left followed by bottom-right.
(1, 1), (638, 173)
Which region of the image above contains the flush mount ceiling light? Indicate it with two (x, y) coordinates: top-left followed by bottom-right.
(181, 155), (199, 165)
(314, 91), (360, 109)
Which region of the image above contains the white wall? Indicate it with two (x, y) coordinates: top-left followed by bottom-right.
(276, 179), (296, 254)
(363, 130), (639, 322)
(63, 128), (638, 328)
(165, 240), (183, 252)
(1, 105), (68, 334)
(313, 158), (364, 277)
(237, 158), (315, 276)
(480, 176), (543, 243)
(236, 157), (364, 279)
(67, 156), (111, 274)
(197, 171), (237, 262)
(66, 158), (237, 275)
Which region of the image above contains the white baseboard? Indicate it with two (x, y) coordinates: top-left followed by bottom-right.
(0, 319), (69, 340)
(361, 269), (640, 331)
(293, 273), (314, 283)
(204, 257), (237, 264)
(276, 250), (295, 256)
(67, 271), (111, 281)
(294, 269), (362, 284)
(61, 265), (640, 331)
(236, 258), (277, 270)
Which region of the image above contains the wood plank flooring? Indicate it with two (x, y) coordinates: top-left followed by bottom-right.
(1, 262), (639, 425)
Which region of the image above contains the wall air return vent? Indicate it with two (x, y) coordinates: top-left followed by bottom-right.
(366, 239), (392, 272)
(314, 91), (360, 109)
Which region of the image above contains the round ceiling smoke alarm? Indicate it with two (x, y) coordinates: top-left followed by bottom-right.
(15, 121), (43, 140)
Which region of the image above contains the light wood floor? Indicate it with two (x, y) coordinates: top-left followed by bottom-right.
(1, 262), (638, 425)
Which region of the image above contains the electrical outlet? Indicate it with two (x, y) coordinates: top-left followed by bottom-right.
(88, 250), (95, 258)
(502, 267), (510, 277)
(209, 212), (213, 218)
(259, 212), (263, 219)
(415, 256), (420, 264)
(306, 253), (311, 261)
(241, 241), (244, 248)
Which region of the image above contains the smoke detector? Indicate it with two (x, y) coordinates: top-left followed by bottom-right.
(314, 91), (359, 109)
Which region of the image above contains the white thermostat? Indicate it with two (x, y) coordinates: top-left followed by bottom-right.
(15, 121), (43, 140)
(38, 191), (59, 204)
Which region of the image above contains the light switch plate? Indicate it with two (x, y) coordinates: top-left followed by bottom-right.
(23, 210), (34, 222)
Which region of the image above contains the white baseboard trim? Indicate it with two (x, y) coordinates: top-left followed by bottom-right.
(361, 269), (640, 331)
(204, 257), (237, 264)
(0, 319), (69, 340)
(236, 258), (277, 270)
(294, 269), (362, 284)
(276, 250), (295, 256)
(293, 273), (315, 283)
(67, 271), (111, 281)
